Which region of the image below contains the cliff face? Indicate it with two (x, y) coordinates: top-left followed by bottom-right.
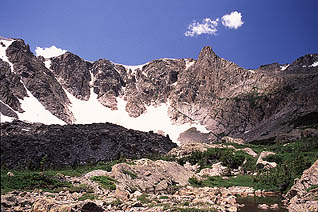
(1, 37), (317, 143)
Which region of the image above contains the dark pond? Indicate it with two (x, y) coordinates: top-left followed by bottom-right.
(237, 196), (288, 212)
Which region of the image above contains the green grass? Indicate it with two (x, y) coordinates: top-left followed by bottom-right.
(189, 174), (283, 191)
(307, 185), (318, 192)
(0, 170), (72, 194)
(78, 193), (97, 201)
(1, 160), (123, 194)
(108, 199), (123, 207)
(91, 176), (117, 190)
(191, 137), (318, 193)
(177, 148), (247, 170)
(159, 195), (169, 199)
(189, 175), (256, 188)
(137, 194), (152, 204)
(171, 208), (217, 212)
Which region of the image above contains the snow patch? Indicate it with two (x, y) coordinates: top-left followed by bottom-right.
(44, 59), (52, 70)
(248, 69), (255, 73)
(35, 46), (67, 59)
(280, 64), (289, 71)
(185, 59), (195, 70)
(123, 63), (148, 75)
(113, 61), (149, 76)
(0, 38), (15, 71)
(18, 86), (65, 125)
(21, 128), (30, 132)
(65, 88), (209, 144)
(310, 61), (318, 67)
(0, 114), (14, 123)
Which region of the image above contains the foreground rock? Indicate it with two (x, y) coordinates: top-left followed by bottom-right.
(1, 155), (292, 212)
(109, 159), (194, 194)
(0, 121), (176, 169)
(256, 151), (277, 169)
(285, 160), (318, 212)
(168, 142), (258, 159)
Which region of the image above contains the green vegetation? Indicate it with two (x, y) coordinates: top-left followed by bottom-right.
(1, 136), (317, 196)
(171, 208), (217, 212)
(122, 169), (137, 179)
(189, 175), (257, 188)
(1, 160), (124, 194)
(108, 199), (123, 207)
(0, 169), (97, 194)
(188, 137), (318, 193)
(1, 171), (73, 194)
(159, 195), (169, 199)
(137, 194), (151, 204)
(177, 148), (246, 170)
(91, 176), (117, 190)
(44, 159), (123, 177)
(78, 193), (97, 201)
(306, 185), (318, 192)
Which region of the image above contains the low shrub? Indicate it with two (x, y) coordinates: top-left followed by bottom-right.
(178, 148), (247, 171)
(122, 169), (137, 179)
(91, 176), (117, 190)
(137, 194), (151, 204)
(1, 171), (72, 193)
(78, 193), (96, 201)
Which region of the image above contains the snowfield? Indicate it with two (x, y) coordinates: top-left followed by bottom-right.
(65, 87), (209, 144)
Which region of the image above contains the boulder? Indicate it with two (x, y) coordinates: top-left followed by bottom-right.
(241, 148), (257, 158)
(198, 162), (228, 177)
(109, 159), (194, 194)
(221, 136), (245, 145)
(286, 160), (318, 212)
(256, 151), (277, 169)
(81, 202), (103, 212)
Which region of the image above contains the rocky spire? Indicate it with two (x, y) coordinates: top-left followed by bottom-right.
(197, 46), (218, 63)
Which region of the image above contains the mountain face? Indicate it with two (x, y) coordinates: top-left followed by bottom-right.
(1, 37), (318, 144)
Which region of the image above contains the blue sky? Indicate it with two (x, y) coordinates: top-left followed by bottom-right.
(1, 0), (317, 69)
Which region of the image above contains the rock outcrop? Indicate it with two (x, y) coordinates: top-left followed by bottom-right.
(0, 121), (176, 169)
(256, 151), (277, 169)
(109, 159), (194, 194)
(50, 52), (92, 101)
(285, 160), (318, 212)
(3, 39), (74, 123)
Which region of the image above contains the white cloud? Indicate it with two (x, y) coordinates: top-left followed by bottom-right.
(35, 46), (67, 58)
(185, 18), (219, 37)
(221, 11), (244, 29)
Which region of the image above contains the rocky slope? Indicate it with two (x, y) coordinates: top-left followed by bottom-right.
(1, 37), (318, 144)
(0, 120), (176, 169)
(285, 160), (318, 212)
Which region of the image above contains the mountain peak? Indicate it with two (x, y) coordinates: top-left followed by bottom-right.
(197, 46), (217, 63)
